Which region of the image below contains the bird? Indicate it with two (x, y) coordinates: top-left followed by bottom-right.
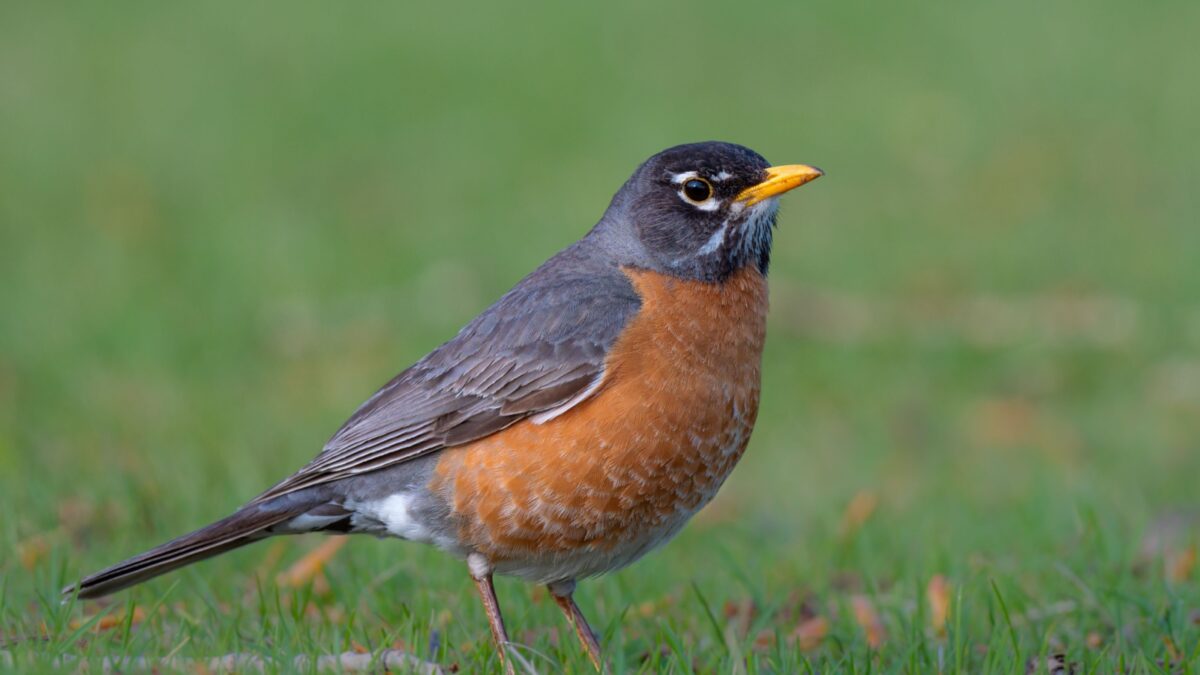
(65, 141), (823, 671)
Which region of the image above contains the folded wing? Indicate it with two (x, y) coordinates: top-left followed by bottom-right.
(255, 252), (641, 502)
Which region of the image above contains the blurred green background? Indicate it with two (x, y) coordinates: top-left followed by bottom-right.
(2, 1), (1199, 670)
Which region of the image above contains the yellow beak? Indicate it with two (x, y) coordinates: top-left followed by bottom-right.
(735, 164), (824, 205)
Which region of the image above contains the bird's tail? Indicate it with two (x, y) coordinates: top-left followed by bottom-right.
(64, 501), (307, 600)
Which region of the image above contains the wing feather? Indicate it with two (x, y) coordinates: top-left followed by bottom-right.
(254, 245), (640, 502)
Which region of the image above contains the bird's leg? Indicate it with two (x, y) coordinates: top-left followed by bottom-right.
(548, 579), (603, 671)
(468, 554), (515, 675)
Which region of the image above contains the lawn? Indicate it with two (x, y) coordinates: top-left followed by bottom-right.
(2, 1), (1199, 672)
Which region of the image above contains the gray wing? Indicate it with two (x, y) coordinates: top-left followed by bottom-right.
(255, 245), (641, 502)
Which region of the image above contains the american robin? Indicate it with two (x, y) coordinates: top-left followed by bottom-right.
(66, 141), (822, 670)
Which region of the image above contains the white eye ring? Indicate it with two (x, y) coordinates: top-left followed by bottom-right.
(677, 176), (720, 211)
(677, 191), (720, 211)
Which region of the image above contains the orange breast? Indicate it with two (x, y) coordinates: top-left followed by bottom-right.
(429, 265), (768, 570)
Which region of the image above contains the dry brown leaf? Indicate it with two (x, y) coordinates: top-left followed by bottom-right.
(1163, 635), (1183, 663)
(634, 593), (678, 618)
(965, 397), (1079, 461)
(277, 538), (348, 588)
(57, 497), (99, 537)
(16, 534), (51, 570)
(1166, 545), (1196, 584)
(838, 491), (878, 540)
(722, 598), (757, 638)
(790, 616), (828, 651)
(67, 607), (146, 633)
(970, 397), (1037, 446)
(851, 595), (886, 648)
(926, 574), (950, 638)
(777, 590), (820, 625)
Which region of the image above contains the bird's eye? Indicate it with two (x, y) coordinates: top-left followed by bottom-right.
(682, 178), (713, 203)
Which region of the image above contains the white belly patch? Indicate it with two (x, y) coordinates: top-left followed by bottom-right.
(347, 493), (436, 544)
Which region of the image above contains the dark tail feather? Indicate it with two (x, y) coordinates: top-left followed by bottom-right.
(65, 503), (304, 600)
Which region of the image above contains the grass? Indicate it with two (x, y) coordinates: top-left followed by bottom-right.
(2, 0), (1199, 671)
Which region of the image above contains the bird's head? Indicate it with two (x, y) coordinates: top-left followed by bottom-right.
(598, 141), (823, 281)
